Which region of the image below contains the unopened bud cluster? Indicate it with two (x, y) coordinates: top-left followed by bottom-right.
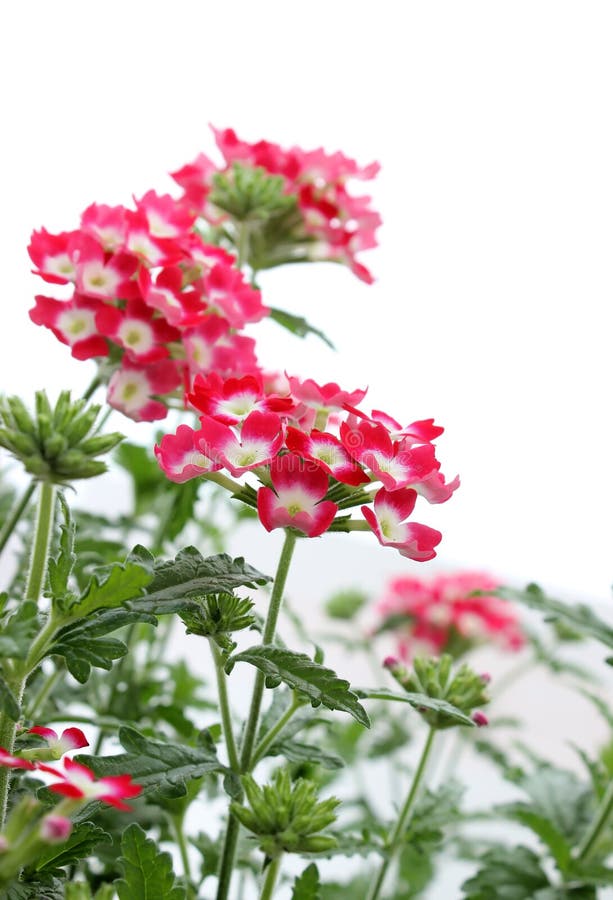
(0, 390), (122, 483)
(179, 592), (256, 653)
(231, 770), (339, 858)
(386, 653), (490, 730)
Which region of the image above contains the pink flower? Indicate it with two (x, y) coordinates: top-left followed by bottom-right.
(197, 411), (284, 476)
(43, 757), (141, 811)
(0, 748), (36, 770)
(29, 295), (109, 360)
(287, 376), (367, 430)
(27, 726), (89, 759)
(188, 373), (295, 425)
(40, 814), (73, 843)
(107, 359), (182, 421)
(285, 426), (369, 486)
(28, 228), (82, 284)
(95, 298), (179, 363)
(257, 453), (338, 537)
(362, 487), (442, 561)
(154, 423), (222, 483)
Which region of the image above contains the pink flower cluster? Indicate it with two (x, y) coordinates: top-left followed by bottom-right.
(0, 726), (141, 811)
(172, 126), (381, 283)
(375, 572), (525, 659)
(155, 373), (459, 561)
(28, 193), (266, 421)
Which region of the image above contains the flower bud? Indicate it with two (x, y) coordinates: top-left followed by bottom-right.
(40, 815), (72, 844)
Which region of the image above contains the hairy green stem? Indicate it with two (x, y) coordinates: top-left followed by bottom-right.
(209, 639), (240, 773)
(259, 856), (282, 900)
(0, 480), (56, 828)
(25, 665), (63, 721)
(0, 481), (35, 556)
(252, 695), (302, 766)
(366, 726), (437, 900)
(576, 778), (613, 862)
(215, 529), (297, 900)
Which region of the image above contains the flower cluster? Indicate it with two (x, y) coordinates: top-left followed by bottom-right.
(375, 571), (525, 659)
(172, 125), (381, 283)
(155, 373), (459, 561)
(0, 726), (141, 811)
(28, 194), (266, 421)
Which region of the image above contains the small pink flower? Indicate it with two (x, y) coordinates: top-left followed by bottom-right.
(197, 411), (284, 476)
(107, 359), (181, 422)
(257, 453), (338, 537)
(155, 423), (222, 483)
(188, 373), (294, 425)
(285, 426), (369, 486)
(29, 295), (109, 361)
(43, 757), (141, 811)
(472, 711), (489, 727)
(362, 487), (442, 561)
(28, 726), (89, 758)
(40, 814), (73, 844)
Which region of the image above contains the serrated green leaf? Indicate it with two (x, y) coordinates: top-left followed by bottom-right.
(519, 767), (594, 844)
(77, 726), (225, 800)
(33, 821), (111, 874)
(4, 875), (64, 899)
(0, 670), (20, 719)
(268, 739), (345, 769)
(292, 863), (321, 900)
(70, 555), (153, 618)
(268, 307), (335, 349)
(499, 806), (572, 872)
(462, 845), (551, 898)
(227, 646), (370, 727)
(361, 688), (475, 726)
(115, 823), (185, 900)
(127, 548), (270, 616)
(497, 585), (613, 659)
(0, 601), (39, 659)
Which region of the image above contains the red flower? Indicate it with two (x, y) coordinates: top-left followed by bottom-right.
(196, 411), (284, 476)
(361, 487), (442, 561)
(42, 757), (141, 811)
(257, 453), (338, 537)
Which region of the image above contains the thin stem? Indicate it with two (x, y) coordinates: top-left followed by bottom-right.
(252, 695), (302, 766)
(209, 639), (240, 773)
(259, 856), (282, 900)
(0, 480), (56, 828)
(366, 726), (437, 900)
(170, 813), (192, 881)
(0, 481), (35, 556)
(26, 665), (63, 721)
(236, 222), (251, 270)
(576, 778), (613, 862)
(215, 529), (297, 900)
(81, 375), (101, 402)
(203, 471), (244, 494)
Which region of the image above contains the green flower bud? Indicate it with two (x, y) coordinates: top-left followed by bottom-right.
(179, 592), (255, 652)
(0, 390), (123, 484)
(230, 770), (340, 858)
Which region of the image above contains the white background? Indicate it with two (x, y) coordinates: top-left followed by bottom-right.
(2, 4), (613, 897)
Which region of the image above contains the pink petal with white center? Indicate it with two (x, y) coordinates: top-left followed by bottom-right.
(47, 757), (142, 810)
(197, 411), (283, 476)
(188, 373), (294, 425)
(107, 360), (181, 422)
(135, 190), (196, 239)
(413, 470), (461, 504)
(80, 203), (128, 251)
(288, 376), (367, 412)
(257, 453), (338, 537)
(361, 487), (442, 561)
(285, 427), (369, 486)
(155, 423), (222, 483)
(29, 295), (110, 360)
(28, 228), (82, 284)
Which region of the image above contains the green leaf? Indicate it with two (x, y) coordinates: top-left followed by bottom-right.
(69, 553), (153, 618)
(46, 492), (76, 606)
(292, 863), (321, 900)
(0, 670), (20, 720)
(519, 767), (594, 844)
(462, 845), (551, 898)
(226, 646), (370, 727)
(268, 307), (335, 349)
(497, 584), (613, 659)
(127, 548), (270, 616)
(324, 589), (368, 620)
(5, 875), (64, 899)
(77, 726), (225, 800)
(0, 601), (39, 659)
(115, 823), (186, 900)
(360, 688), (475, 726)
(500, 806), (572, 873)
(49, 608), (156, 683)
(33, 821), (111, 873)
(268, 739), (345, 770)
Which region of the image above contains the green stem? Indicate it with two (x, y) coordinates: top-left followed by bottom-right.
(252, 695), (302, 766)
(81, 375), (101, 402)
(209, 639), (240, 773)
(171, 813), (192, 881)
(204, 471), (244, 495)
(0, 480), (56, 829)
(0, 481), (35, 556)
(26, 665), (63, 721)
(366, 726), (437, 900)
(236, 222), (251, 270)
(576, 778), (613, 861)
(259, 856), (282, 900)
(215, 529), (297, 900)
